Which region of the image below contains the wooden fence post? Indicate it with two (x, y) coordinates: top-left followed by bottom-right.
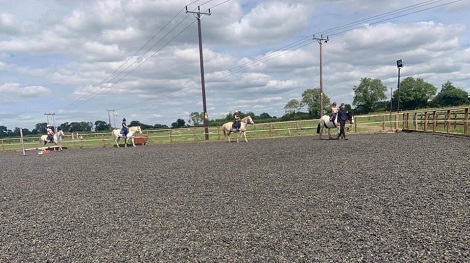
(269, 124), (272, 137)
(406, 113), (410, 129)
(217, 127), (221, 140)
(432, 111), (437, 132)
(169, 130), (173, 143)
(354, 117), (357, 132)
(464, 108), (469, 135)
(446, 110), (451, 134)
(454, 112), (458, 129)
(424, 112), (428, 132)
(382, 115), (385, 130)
(1, 139), (3, 152)
(394, 113), (398, 131)
(402, 113), (405, 129)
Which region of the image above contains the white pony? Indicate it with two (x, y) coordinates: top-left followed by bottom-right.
(221, 116), (254, 143)
(317, 112), (354, 139)
(40, 130), (65, 151)
(112, 126), (142, 147)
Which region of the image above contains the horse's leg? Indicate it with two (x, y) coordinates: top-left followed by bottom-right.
(243, 131), (248, 142)
(124, 137), (128, 147)
(319, 122), (323, 140)
(115, 136), (120, 147)
(225, 128), (231, 143)
(132, 137), (136, 147)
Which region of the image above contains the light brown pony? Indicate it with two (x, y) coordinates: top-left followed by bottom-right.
(221, 116), (254, 143)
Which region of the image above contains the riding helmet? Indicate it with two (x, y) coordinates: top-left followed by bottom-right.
(122, 118), (126, 121)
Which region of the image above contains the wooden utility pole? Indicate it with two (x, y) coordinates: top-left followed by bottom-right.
(107, 109), (115, 129)
(45, 112), (56, 132)
(314, 34), (328, 116)
(186, 6), (211, 140)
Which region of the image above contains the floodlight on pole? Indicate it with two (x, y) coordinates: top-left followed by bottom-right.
(396, 59), (403, 113)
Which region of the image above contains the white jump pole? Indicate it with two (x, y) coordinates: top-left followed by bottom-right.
(20, 128), (26, 156)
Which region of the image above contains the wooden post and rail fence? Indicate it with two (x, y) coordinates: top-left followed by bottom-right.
(1, 107), (469, 152)
(359, 107), (469, 136)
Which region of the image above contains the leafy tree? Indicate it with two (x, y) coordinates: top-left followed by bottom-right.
(432, 81), (468, 107)
(12, 127), (23, 136)
(245, 111), (255, 118)
(259, 112), (272, 119)
(68, 122), (93, 132)
(0, 125), (8, 138)
(188, 112), (204, 126)
(94, 120), (110, 131)
(35, 123), (48, 133)
(393, 77), (436, 110)
(352, 77), (388, 113)
(153, 124), (169, 129)
(58, 122), (69, 132)
(301, 88), (331, 117)
(171, 118), (186, 129)
(284, 99), (301, 114)
(129, 120), (141, 126)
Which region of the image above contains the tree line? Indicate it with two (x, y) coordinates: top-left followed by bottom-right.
(1, 77), (468, 138)
(284, 78), (468, 117)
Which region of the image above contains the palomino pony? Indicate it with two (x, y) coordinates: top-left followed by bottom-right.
(221, 116), (254, 143)
(317, 112), (354, 139)
(112, 126), (142, 147)
(40, 130), (65, 150)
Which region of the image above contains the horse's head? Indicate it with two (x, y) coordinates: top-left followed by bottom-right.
(57, 130), (65, 137)
(129, 126), (142, 134)
(243, 116), (254, 125)
(347, 111), (354, 124)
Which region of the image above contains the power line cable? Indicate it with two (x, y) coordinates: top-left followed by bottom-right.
(59, 0), (462, 116)
(126, 0), (463, 114)
(61, 0), (203, 111)
(194, 0), (463, 88)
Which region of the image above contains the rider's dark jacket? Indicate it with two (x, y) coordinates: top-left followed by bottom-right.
(337, 108), (348, 122)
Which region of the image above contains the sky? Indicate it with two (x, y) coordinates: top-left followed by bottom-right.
(1, 0), (469, 130)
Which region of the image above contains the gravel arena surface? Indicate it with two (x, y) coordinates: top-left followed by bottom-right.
(0, 133), (468, 262)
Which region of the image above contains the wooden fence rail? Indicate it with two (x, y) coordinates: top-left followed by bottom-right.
(353, 107), (469, 136)
(2, 107), (469, 152)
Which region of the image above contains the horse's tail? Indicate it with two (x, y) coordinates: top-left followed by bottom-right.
(222, 126), (227, 136)
(317, 122), (321, 134)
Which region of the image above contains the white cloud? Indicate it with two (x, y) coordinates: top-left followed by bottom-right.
(0, 83), (51, 97)
(0, 0), (468, 130)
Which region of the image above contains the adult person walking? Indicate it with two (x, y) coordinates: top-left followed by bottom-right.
(337, 103), (348, 140)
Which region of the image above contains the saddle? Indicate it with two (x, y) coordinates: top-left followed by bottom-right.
(231, 121), (240, 131)
(329, 114), (338, 127)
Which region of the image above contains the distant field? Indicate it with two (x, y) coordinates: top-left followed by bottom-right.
(2, 106), (468, 152)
